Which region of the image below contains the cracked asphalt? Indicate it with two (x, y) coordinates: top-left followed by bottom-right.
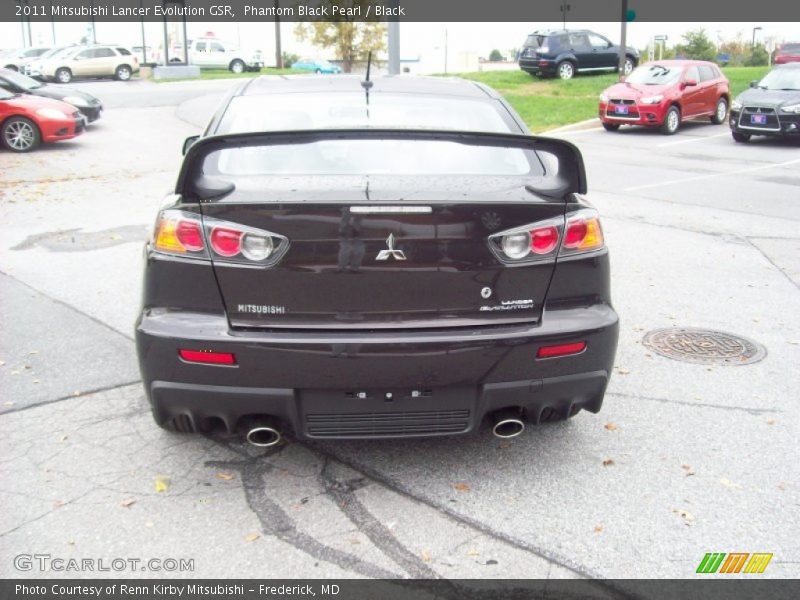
(0, 79), (798, 587)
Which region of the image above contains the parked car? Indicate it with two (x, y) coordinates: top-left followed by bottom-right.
(23, 45), (80, 78)
(39, 45), (139, 83)
(184, 38), (263, 73)
(291, 59), (342, 74)
(729, 63), (800, 142)
(2, 47), (51, 72)
(598, 60), (730, 135)
(135, 76), (618, 443)
(774, 42), (800, 65)
(519, 29), (638, 79)
(0, 67), (103, 122)
(0, 88), (85, 152)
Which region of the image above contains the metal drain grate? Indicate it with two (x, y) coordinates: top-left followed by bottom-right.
(642, 328), (767, 366)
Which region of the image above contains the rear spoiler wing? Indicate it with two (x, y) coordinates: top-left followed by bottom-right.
(176, 129), (587, 201)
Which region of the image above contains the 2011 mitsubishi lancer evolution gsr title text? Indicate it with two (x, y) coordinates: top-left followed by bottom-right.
(135, 76), (619, 445)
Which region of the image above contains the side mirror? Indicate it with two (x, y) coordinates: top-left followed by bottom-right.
(182, 135), (200, 155)
(749, 80), (758, 88)
(683, 78), (698, 87)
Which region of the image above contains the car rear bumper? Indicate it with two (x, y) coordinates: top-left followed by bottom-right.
(135, 304), (619, 439)
(519, 58), (557, 75)
(729, 109), (800, 136)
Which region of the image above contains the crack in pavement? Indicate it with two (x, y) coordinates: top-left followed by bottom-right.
(0, 380), (142, 416)
(608, 391), (781, 415)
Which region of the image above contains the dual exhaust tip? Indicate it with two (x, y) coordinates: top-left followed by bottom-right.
(242, 409), (525, 445)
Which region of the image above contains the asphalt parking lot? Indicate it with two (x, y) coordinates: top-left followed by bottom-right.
(0, 79), (798, 587)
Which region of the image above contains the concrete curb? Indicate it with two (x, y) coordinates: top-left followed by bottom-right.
(546, 118), (601, 134)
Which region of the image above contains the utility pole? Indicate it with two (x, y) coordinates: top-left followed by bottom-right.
(274, 1), (283, 68)
(618, 0), (628, 80)
(560, 1), (570, 29)
(387, 0), (400, 75)
(139, 0), (147, 63)
(444, 28), (448, 74)
(49, 0), (56, 44)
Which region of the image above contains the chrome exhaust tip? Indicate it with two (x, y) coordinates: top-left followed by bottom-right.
(492, 409), (525, 439)
(244, 418), (282, 447)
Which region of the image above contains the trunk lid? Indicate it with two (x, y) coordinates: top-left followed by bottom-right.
(177, 129), (586, 330)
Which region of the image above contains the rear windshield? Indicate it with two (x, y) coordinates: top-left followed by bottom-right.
(524, 35), (545, 48)
(218, 93), (517, 134)
(780, 43), (800, 53)
(202, 139), (543, 177)
(626, 64), (682, 85)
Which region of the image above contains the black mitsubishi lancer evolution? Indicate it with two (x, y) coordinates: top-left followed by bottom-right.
(135, 75), (619, 445)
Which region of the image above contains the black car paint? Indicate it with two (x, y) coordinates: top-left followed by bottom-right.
(135, 80), (619, 440)
(0, 68), (103, 122)
(519, 30), (638, 77)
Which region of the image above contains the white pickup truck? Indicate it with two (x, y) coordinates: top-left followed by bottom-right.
(172, 38), (263, 73)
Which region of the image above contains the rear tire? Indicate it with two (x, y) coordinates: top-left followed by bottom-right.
(55, 67), (72, 84)
(229, 59), (245, 74)
(661, 105), (681, 135)
(732, 131), (751, 143)
(557, 61), (575, 80)
(623, 57), (635, 76)
(602, 122), (620, 132)
(1, 116), (41, 153)
(711, 97), (728, 124)
(115, 64), (132, 81)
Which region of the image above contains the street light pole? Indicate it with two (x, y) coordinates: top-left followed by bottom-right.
(274, 1), (283, 68)
(387, 0), (400, 75)
(752, 26), (762, 48)
(618, 0), (628, 81)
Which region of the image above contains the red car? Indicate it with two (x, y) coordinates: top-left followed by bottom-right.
(598, 60), (730, 135)
(775, 42), (800, 65)
(0, 87), (84, 152)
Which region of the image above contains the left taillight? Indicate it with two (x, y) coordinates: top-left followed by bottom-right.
(488, 208), (605, 264)
(152, 209), (288, 266)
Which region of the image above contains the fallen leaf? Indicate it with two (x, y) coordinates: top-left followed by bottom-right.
(467, 549), (479, 556)
(59, 435), (68, 442)
(421, 550), (431, 562)
(454, 482), (471, 492)
(349, 538), (360, 545)
(766, 419), (776, 425)
(604, 423), (618, 431)
(3, 401), (14, 407)
(73, 390), (81, 397)
(121, 499), (136, 508)
(602, 458), (615, 467)
(216, 472), (234, 481)
(28, 350), (38, 355)
(154, 475), (171, 493)
(719, 478), (741, 490)
(616, 367), (631, 375)
(0, 360), (5, 366)
(498, 441), (511, 449)
(67, 540), (75, 546)
(681, 464), (696, 476)
(777, 483), (786, 491)
(144, 521), (154, 528)
(53, 500), (65, 508)
(245, 532), (260, 542)
(594, 525), (604, 533)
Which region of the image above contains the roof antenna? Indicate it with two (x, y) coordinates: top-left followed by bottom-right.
(361, 51), (374, 90)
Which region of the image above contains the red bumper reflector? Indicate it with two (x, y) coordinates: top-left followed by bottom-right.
(537, 341), (587, 359)
(179, 349), (236, 365)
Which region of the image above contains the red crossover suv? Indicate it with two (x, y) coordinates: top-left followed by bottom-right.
(0, 88), (85, 152)
(598, 60), (730, 135)
(775, 43), (800, 65)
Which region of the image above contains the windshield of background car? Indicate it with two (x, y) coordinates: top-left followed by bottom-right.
(1, 69), (42, 90)
(758, 68), (800, 90)
(218, 93), (518, 134)
(780, 43), (800, 53)
(201, 139), (543, 178)
(626, 65), (682, 85)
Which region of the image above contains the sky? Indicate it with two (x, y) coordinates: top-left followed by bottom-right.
(1, 20), (796, 67)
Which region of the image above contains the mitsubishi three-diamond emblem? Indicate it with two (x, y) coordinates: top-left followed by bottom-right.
(375, 233), (407, 261)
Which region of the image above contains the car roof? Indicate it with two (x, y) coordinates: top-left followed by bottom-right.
(526, 29), (594, 36)
(238, 75), (501, 99)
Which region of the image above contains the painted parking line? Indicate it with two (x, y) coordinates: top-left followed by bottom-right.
(624, 157), (800, 192)
(657, 132), (731, 147)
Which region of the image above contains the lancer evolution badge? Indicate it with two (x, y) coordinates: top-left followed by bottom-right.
(375, 233), (407, 261)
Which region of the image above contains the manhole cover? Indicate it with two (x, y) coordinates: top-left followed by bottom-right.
(642, 328), (767, 365)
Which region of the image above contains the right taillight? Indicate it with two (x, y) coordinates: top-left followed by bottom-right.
(560, 210), (604, 255)
(489, 208), (605, 264)
(153, 209), (288, 266)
